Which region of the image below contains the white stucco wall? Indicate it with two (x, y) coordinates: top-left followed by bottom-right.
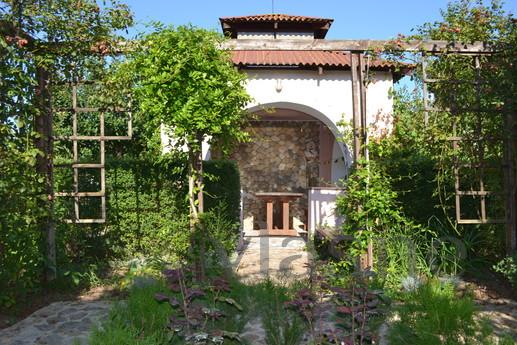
(243, 69), (394, 181)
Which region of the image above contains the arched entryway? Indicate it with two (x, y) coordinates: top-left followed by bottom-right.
(229, 103), (351, 232)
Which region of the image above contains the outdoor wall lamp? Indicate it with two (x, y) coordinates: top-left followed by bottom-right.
(275, 79), (283, 92)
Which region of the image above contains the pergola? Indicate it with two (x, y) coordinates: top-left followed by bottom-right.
(224, 38), (516, 260)
(3, 15), (515, 276)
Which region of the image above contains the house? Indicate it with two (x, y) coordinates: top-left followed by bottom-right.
(221, 14), (406, 236)
(165, 14), (404, 237)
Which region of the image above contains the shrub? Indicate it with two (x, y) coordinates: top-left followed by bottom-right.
(89, 280), (172, 345)
(334, 160), (432, 289)
(0, 149), (46, 308)
(388, 279), (498, 345)
(55, 157), (241, 267)
(493, 253), (517, 288)
(156, 268), (245, 344)
(53, 155), (190, 267)
(91, 270), (249, 345)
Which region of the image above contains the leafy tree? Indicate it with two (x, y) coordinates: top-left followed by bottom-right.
(122, 25), (252, 278)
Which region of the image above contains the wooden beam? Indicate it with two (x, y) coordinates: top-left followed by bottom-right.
(504, 103), (517, 253)
(222, 39), (496, 54)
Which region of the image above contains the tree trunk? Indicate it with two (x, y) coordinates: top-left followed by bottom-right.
(187, 138), (206, 281)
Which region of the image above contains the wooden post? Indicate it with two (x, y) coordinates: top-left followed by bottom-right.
(504, 103), (517, 254)
(350, 53), (362, 163)
(359, 54), (374, 269)
(351, 52), (370, 269)
(35, 67), (56, 281)
(266, 200), (273, 231)
(282, 200), (290, 231)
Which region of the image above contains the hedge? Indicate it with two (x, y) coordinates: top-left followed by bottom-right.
(1, 155), (241, 307)
(204, 159), (241, 223)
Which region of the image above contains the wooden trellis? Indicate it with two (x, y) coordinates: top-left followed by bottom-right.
(53, 82), (132, 223)
(421, 54), (508, 225)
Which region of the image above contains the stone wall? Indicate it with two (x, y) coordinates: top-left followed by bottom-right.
(230, 121), (320, 230)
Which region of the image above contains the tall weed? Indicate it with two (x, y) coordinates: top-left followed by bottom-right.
(388, 279), (498, 345)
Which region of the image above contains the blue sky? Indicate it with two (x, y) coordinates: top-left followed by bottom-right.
(122, 0), (516, 39)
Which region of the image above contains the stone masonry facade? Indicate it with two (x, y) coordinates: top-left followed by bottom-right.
(230, 121), (320, 230)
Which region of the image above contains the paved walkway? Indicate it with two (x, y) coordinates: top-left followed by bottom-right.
(233, 236), (311, 283)
(0, 300), (110, 345)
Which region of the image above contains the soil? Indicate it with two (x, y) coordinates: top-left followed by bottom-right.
(463, 267), (517, 301)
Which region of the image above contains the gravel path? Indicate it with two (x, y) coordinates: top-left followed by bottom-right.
(0, 300), (110, 345)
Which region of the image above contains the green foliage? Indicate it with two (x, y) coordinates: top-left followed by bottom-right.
(337, 160), (409, 238)
(157, 268), (246, 344)
(388, 279), (498, 345)
(125, 25), (252, 154)
(204, 160), (241, 223)
(410, 0), (515, 257)
(0, 143), (46, 307)
(0, 0), (133, 307)
(90, 281), (172, 345)
(260, 285), (304, 345)
(374, 234), (432, 292)
(50, 155), (189, 274)
(90, 273), (255, 345)
(100, 156), (190, 261)
(333, 149), (438, 290)
(203, 160), (241, 257)
(203, 205), (240, 262)
(116, 24), (252, 276)
(54, 157), (242, 265)
(373, 88), (440, 226)
(493, 253), (517, 288)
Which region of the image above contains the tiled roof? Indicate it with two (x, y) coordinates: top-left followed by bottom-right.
(230, 50), (401, 70)
(220, 14), (333, 25)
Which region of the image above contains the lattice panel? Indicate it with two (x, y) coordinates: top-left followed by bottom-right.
(53, 82), (132, 223)
(422, 54), (507, 224)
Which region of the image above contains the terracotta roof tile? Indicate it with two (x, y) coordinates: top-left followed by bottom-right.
(230, 50), (401, 70)
(220, 14), (333, 25)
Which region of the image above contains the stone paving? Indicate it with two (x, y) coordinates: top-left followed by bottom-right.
(233, 236), (311, 284)
(0, 300), (110, 345)
(240, 317), (267, 345)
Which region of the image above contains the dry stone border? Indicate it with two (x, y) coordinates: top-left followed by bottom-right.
(0, 300), (110, 345)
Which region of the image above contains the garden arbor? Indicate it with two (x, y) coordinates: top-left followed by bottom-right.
(4, 15), (515, 279)
(224, 38), (516, 257)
